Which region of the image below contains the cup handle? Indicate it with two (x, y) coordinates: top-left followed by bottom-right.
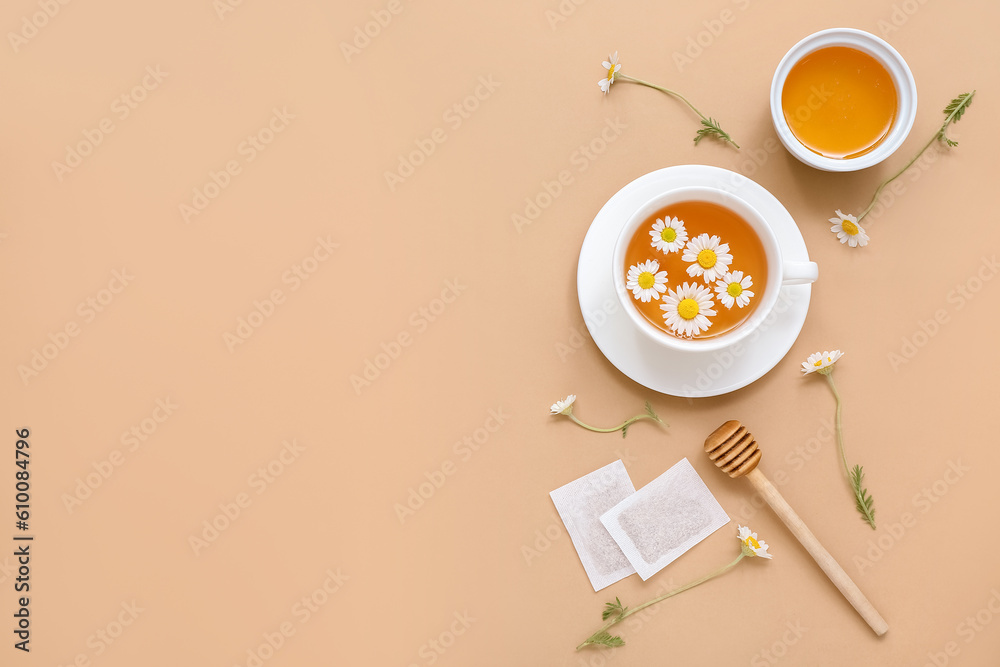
(782, 260), (818, 285)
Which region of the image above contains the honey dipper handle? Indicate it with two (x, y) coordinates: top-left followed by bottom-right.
(745, 468), (889, 636)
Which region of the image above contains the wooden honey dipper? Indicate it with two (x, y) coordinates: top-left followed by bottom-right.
(705, 420), (888, 636)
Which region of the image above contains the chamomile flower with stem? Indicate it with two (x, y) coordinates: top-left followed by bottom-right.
(576, 526), (772, 650)
(598, 52), (621, 94)
(597, 51), (739, 148)
(737, 526), (772, 559)
(649, 216), (688, 254)
(714, 271), (754, 309)
(800, 350), (844, 376)
(801, 350), (877, 529)
(829, 210), (869, 248)
(830, 91), (975, 247)
(549, 395), (665, 438)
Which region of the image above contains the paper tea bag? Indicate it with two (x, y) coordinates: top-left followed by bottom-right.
(601, 458), (729, 580)
(549, 460), (637, 591)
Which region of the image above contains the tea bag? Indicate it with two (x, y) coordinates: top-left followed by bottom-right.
(601, 458), (729, 580)
(549, 460), (637, 591)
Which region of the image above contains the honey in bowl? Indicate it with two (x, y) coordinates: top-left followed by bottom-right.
(622, 200), (768, 340)
(781, 46), (898, 159)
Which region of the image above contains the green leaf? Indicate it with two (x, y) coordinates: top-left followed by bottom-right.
(939, 91), (975, 147)
(693, 117), (739, 148)
(586, 631), (625, 648)
(693, 119), (718, 145)
(942, 92), (974, 122)
(602, 597), (627, 621)
(621, 424), (629, 438)
(851, 465), (877, 530)
(644, 401), (661, 423)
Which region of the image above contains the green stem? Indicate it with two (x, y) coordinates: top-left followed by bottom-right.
(576, 553), (745, 650)
(856, 133), (937, 222)
(824, 373), (851, 481)
(615, 73), (740, 149)
(617, 74), (708, 121)
(824, 372), (876, 529)
(568, 412), (659, 434)
(857, 90), (975, 222)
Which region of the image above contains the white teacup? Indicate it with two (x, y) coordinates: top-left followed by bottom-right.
(612, 186), (818, 353)
(769, 28), (917, 172)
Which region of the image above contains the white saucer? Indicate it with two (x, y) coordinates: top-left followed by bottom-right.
(576, 165), (813, 398)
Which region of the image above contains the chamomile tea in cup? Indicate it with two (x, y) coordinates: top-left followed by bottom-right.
(612, 186), (817, 353)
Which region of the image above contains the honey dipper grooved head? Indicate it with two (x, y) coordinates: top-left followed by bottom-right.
(704, 420), (762, 478)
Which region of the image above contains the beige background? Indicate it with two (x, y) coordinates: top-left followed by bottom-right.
(2, 0), (998, 664)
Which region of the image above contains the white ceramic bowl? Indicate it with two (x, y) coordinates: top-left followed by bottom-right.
(770, 28), (917, 172)
(612, 185), (817, 354)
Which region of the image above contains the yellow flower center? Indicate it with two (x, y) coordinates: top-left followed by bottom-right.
(677, 298), (699, 320)
(813, 359), (823, 367)
(841, 219), (859, 236)
(726, 282), (743, 297)
(746, 536), (760, 550)
(637, 271), (655, 289)
(697, 248), (717, 269)
(661, 227), (677, 243)
(606, 67), (615, 82)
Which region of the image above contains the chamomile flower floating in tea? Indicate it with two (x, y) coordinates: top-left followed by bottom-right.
(595, 51), (739, 148)
(576, 525), (773, 650)
(829, 210), (869, 248)
(625, 259), (668, 302)
(800, 349), (877, 529)
(682, 233), (733, 283)
(548, 394), (664, 438)
(715, 271), (754, 309)
(649, 216), (688, 254)
(598, 52), (621, 94)
(660, 282), (716, 337)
